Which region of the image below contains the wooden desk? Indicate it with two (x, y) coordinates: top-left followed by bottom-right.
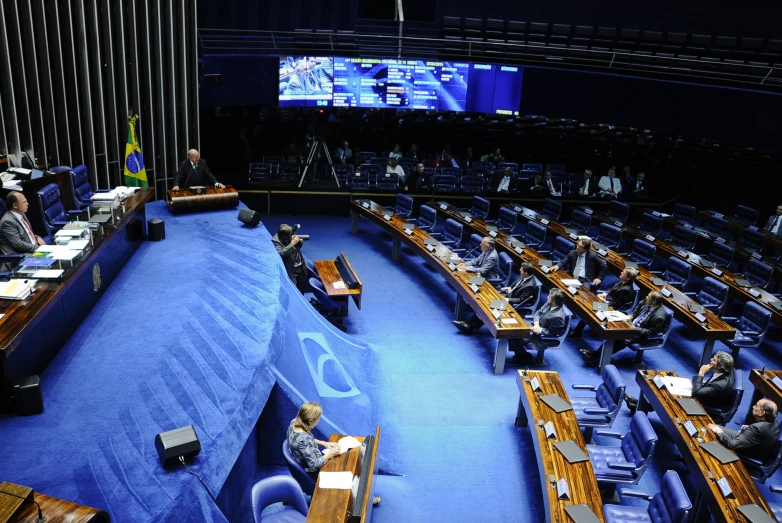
(635, 370), (774, 523)
(699, 210), (782, 256)
(307, 428), (380, 523)
(166, 186), (239, 214)
(350, 199), (530, 374)
(0, 482), (108, 523)
(588, 209), (782, 325)
(502, 203), (735, 367)
(748, 369), (782, 419)
(515, 370), (605, 523)
(315, 252), (363, 310)
(0, 188), (152, 403)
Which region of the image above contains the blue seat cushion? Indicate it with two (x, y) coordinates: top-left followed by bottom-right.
(602, 504), (650, 523)
(260, 507), (307, 523)
(587, 447), (636, 480)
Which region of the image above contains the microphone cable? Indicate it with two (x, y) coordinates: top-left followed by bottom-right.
(178, 455), (216, 503)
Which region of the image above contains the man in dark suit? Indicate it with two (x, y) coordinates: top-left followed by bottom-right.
(582, 290), (667, 365)
(506, 288), (568, 365)
(454, 262), (537, 332)
(578, 169), (597, 197)
(458, 237), (499, 280)
(172, 149), (226, 190)
(764, 204), (782, 238)
(569, 267), (638, 337)
(708, 399), (779, 461)
(692, 351), (735, 424)
(272, 224), (308, 292)
(552, 237), (607, 290)
(0, 191), (45, 257)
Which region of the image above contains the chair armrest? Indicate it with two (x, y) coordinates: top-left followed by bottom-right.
(741, 455), (764, 467)
(429, 232), (442, 237)
(619, 489), (651, 501)
(67, 210), (85, 217)
(683, 292), (697, 297)
(769, 485), (782, 493)
(722, 316), (738, 323)
(450, 248), (467, 254)
(539, 335), (560, 342)
(741, 331), (761, 338)
(618, 251), (630, 256)
(571, 384), (597, 391)
(594, 430), (623, 439)
(650, 270), (664, 275)
(583, 407), (610, 415)
(484, 219), (496, 223)
(607, 462), (637, 471)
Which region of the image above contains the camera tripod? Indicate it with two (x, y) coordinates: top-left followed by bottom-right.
(298, 138), (340, 188)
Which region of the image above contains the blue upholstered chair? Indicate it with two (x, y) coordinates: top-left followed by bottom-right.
(498, 162), (519, 171)
(669, 225), (697, 251)
(723, 301), (772, 361)
(637, 212), (662, 237)
(37, 183), (81, 237)
(515, 277), (543, 318)
(522, 306), (572, 364)
(626, 239), (656, 269)
(565, 209), (591, 234)
(251, 474), (309, 523)
(522, 162), (542, 172)
(652, 256), (691, 289)
(546, 163), (566, 173)
(306, 260), (320, 283)
(460, 176), (485, 195)
(348, 171), (370, 191)
(627, 307), (673, 365)
(740, 419), (782, 483)
(414, 205), (438, 233)
(465, 195), (490, 219)
(738, 228), (767, 253)
(387, 193), (414, 219)
(587, 412), (657, 496)
(672, 203), (696, 225)
(614, 282), (641, 314)
(704, 215), (730, 238)
(604, 471), (690, 523)
(309, 278), (348, 318)
(702, 369), (743, 425)
(70, 165), (106, 210)
(540, 198), (562, 221)
(550, 236), (576, 262)
(607, 200), (630, 224)
(685, 276), (729, 316)
(704, 241), (734, 268)
(571, 364), (626, 441)
(441, 219), (466, 253)
(596, 223), (622, 251)
(281, 440), (316, 496)
(463, 233), (485, 260)
(375, 172), (399, 191)
(735, 204), (759, 225)
(743, 258), (774, 289)
(522, 221), (547, 251)
(433, 174), (458, 192)
(495, 207), (518, 233)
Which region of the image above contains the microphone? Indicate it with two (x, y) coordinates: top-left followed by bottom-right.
(182, 162), (196, 189)
(761, 366), (769, 379)
(0, 489), (47, 522)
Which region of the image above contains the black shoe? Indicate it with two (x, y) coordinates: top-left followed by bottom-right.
(453, 320), (472, 333)
(624, 393), (639, 413)
(505, 353), (534, 365)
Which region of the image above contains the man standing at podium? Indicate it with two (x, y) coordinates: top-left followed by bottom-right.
(172, 149), (225, 190)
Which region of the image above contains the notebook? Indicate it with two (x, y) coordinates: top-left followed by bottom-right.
(468, 276), (485, 286)
(700, 441), (740, 464)
(489, 299), (508, 311)
(564, 504), (602, 523)
(553, 440), (589, 463)
(540, 394), (573, 413)
(676, 398), (707, 416)
(737, 504), (777, 523)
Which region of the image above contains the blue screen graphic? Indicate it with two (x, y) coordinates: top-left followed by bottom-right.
(279, 57), (522, 115)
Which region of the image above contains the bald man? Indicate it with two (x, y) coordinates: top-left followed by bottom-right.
(173, 149), (225, 190)
(708, 398), (780, 461)
(0, 191), (45, 256)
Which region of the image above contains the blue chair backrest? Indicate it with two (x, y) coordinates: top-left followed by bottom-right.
(498, 252), (515, 285)
(745, 258), (773, 289)
(697, 276), (729, 315)
(639, 212), (662, 236)
(473, 161), (494, 170)
(629, 239), (656, 265)
(570, 209), (591, 233)
(461, 175), (484, 194)
(37, 183), (67, 234)
(441, 167), (462, 176)
(709, 241), (734, 267)
(498, 162), (519, 171)
(376, 172), (398, 189)
(252, 475), (309, 522)
(665, 256), (691, 285)
(546, 163), (566, 173)
(418, 205), (437, 229)
(608, 200), (630, 223)
(522, 163), (542, 172)
(465, 233), (484, 257)
(469, 196), (490, 218)
(618, 283), (641, 313)
(598, 223), (622, 249)
(648, 471), (692, 523)
(497, 207), (518, 231)
(541, 198), (562, 221)
(596, 365), (625, 413)
(281, 440), (316, 496)
(670, 225), (696, 250)
(737, 302), (772, 339)
(622, 412), (657, 468)
(739, 228), (766, 252)
(705, 216), (729, 237)
(735, 204), (759, 225)
(526, 221), (547, 245)
(553, 236), (576, 262)
(394, 193), (414, 217)
(673, 203), (696, 224)
(70, 165), (93, 206)
(444, 219), (464, 245)
(711, 369), (744, 424)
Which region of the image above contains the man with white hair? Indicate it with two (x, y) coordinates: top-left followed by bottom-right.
(173, 149), (225, 190)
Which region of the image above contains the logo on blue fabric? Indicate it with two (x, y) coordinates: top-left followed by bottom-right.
(92, 263), (101, 292)
(297, 332), (360, 398)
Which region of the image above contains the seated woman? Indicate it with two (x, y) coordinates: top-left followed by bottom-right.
(287, 402), (381, 504)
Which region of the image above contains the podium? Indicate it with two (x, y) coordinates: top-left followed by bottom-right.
(0, 482), (109, 523)
(167, 186), (239, 214)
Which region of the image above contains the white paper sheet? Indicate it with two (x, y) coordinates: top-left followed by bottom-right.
(318, 471), (354, 489)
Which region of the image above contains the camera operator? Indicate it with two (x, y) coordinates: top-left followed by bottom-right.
(272, 224), (310, 292)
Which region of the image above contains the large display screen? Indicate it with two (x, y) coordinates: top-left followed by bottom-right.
(278, 56), (522, 115)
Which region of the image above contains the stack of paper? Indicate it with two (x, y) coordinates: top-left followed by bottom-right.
(604, 311), (632, 322)
(0, 280), (34, 300)
(661, 376), (693, 396)
(33, 269), (64, 279)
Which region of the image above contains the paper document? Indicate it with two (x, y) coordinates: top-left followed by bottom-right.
(662, 376), (692, 396)
(318, 471), (354, 489)
(67, 239), (91, 250)
(332, 281), (346, 289)
(55, 229), (85, 237)
(49, 250), (82, 261)
(338, 436), (361, 452)
(33, 269), (64, 279)
(604, 311), (631, 322)
(560, 279), (582, 287)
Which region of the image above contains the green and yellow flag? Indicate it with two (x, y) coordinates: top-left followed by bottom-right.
(123, 114), (148, 187)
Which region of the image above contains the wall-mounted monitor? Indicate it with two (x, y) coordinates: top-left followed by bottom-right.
(278, 56), (522, 115)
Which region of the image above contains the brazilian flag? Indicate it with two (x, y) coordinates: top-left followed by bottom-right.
(123, 114), (148, 187)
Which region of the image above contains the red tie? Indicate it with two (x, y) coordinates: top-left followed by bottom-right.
(21, 215), (36, 244)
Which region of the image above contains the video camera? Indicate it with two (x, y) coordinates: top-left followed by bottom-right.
(292, 224), (310, 241)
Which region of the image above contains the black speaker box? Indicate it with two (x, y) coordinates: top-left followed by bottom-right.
(155, 425), (201, 467)
(148, 219), (165, 241)
(238, 208), (262, 226)
(126, 218), (144, 241)
(12, 375), (43, 416)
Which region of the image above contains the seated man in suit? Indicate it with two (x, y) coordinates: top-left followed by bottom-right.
(457, 237), (499, 280)
(0, 192), (45, 258)
(692, 351), (735, 424)
(569, 267), (638, 338)
(454, 262), (537, 333)
(578, 169), (597, 197)
(506, 288), (567, 365)
(582, 290), (666, 365)
(551, 237), (607, 291)
(708, 398), (780, 461)
(598, 168), (622, 199)
(172, 149), (226, 190)
(628, 171), (647, 200)
(764, 204), (782, 239)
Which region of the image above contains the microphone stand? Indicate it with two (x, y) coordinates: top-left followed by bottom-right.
(0, 489), (47, 522)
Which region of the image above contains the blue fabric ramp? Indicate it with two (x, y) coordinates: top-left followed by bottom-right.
(0, 201), (379, 522)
